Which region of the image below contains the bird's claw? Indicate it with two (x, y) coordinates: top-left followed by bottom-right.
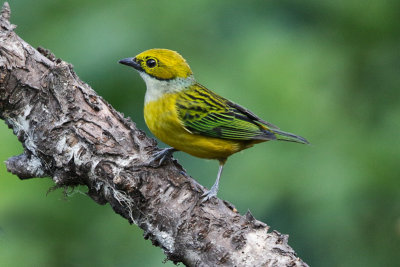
(201, 187), (218, 202)
(200, 164), (223, 202)
(147, 147), (176, 167)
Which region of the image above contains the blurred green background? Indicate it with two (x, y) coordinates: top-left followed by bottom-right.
(1, 0), (399, 266)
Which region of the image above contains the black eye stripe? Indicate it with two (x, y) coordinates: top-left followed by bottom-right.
(146, 59), (157, 68)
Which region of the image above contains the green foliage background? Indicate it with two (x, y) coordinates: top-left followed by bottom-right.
(1, 0), (399, 266)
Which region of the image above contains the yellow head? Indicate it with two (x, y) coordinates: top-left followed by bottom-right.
(120, 49), (196, 102)
(119, 48), (193, 80)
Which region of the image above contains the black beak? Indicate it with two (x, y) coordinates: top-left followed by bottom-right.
(118, 57), (143, 71)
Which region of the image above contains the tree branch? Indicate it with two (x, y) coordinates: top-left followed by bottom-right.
(0, 3), (308, 266)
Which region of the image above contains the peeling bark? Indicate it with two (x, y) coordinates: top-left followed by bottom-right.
(0, 3), (308, 266)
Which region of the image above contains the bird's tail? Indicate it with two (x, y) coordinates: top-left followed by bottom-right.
(272, 129), (309, 144)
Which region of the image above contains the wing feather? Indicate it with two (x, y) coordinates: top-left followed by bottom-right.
(176, 83), (277, 141)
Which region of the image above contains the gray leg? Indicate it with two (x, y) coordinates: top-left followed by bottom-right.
(202, 162), (224, 202)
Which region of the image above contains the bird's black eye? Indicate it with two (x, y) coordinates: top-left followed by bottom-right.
(146, 59), (157, 68)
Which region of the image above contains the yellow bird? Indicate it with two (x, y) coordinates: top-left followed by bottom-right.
(119, 49), (308, 201)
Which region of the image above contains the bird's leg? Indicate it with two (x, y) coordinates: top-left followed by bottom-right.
(147, 147), (177, 167)
(202, 160), (226, 202)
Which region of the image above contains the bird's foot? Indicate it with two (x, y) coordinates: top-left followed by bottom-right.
(201, 163), (224, 202)
(147, 147), (177, 167)
(201, 184), (219, 202)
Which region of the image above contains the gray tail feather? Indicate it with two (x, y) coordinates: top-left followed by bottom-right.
(272, 129), (309, 144)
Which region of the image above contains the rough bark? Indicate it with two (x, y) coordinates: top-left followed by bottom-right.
(0, 3), (308, 266)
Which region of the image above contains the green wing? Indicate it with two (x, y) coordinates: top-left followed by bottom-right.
(176, 83), (277, 141)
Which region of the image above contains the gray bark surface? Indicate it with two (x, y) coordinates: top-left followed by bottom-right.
(0, 3), (308, 266)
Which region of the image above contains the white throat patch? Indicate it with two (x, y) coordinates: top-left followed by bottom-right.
(139, 72), (195, 103)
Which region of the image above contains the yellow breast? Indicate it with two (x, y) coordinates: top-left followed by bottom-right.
(144, 93), (251, 160)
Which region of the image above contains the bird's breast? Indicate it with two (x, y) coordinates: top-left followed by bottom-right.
(144, 93), (183, 140)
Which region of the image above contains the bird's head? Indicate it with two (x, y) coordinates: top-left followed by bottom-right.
(119, 49), (193, 80)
